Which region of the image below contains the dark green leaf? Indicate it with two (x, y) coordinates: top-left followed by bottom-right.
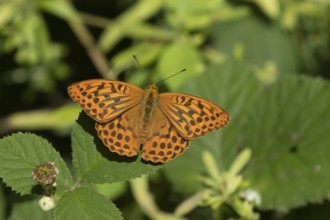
(244, 75), (330, 210)
(211, 16), (298, 73)
(164, 58), (330, 211)
(55, 187), (122, 220)
(0, 133), (73, 195)
(8, 198), (52, 220)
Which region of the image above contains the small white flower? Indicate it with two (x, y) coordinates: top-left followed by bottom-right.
(239, 189), (261, 205)
(39, 196), (56, 211)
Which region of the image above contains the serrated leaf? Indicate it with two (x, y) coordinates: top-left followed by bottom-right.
(164, 59), (330, 211)
(8, 198), (52, 220)
(243, 75), (330, 210)
(164, 60), (260, 193)
(0, 133), (73, 195)
(71, 113), (160, 184)
(55, 187), (122, 220)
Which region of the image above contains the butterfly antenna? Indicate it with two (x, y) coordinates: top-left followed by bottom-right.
(157, 69), (186, 86)
(133, 55), (152, 84)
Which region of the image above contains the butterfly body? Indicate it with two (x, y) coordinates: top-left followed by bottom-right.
(68, 79), (229, 163)
(140, 83), (159, 143)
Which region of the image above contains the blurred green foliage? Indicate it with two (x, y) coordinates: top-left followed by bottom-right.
(0, 0), (330, 219)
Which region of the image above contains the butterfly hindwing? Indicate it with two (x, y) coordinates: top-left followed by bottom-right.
(158, 93), (230, 140)
(95, 105), (142, 157)
(142, 109), (190, 163)
(68, 79), (144, 123)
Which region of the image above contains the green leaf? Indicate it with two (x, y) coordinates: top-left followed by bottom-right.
(164, 60), (260, 193)
(211, 16), (298, 73)
(99, 0), (164, 51)
(0, 133), (73, 195)
(248, 0), (280, 19)
(55, 187), (122, 220)
(164, 0), (221, 30)
(8, 198), (52, 220)
(39, 0), (79, 21)
(0, 1), (15, 28)
(164, 59), (330, 211)
(111, 42), (165, 75)
(157, 41), (203, 90)
(118, 0), (164, 25)
(2, 104), (81, 133)
(125, 23), (174, 40)
(95, 182), (128, 201)
(243, 75), (330, 210)
(71, 113), (160, 184)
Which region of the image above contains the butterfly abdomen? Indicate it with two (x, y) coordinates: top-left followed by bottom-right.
(140, 83), (159, 143)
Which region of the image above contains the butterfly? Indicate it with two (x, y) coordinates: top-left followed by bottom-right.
(68, 79), (229, 163)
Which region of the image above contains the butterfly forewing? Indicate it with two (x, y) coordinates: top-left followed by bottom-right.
(68, 79), (144, 123)
(158, 93), (229, 140)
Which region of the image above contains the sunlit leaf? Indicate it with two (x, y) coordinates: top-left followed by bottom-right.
(0, 133), (73, 195)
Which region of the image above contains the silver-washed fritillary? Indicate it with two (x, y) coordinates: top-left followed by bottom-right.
(68, 79), (229, 163)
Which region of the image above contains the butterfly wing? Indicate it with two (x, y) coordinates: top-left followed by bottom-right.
(158, 93), (229, 140)
(68, 79), (144, 123)
(142, 108), (189, 163)
(95, 104), (142, 157)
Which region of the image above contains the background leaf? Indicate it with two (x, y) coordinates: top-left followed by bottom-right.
(243, 75), (330, 210)
(0, 133), (73, 195)
(1, 104), (81, 134)
(211, 16), (298, 73)
(157, 41), (203, 90)
(8, 198), (52, 220)
(98, 0), (164, 51)
(95, 182), (128, 201)
(164, 59), (330, 211)
(55, 187), (122, 220)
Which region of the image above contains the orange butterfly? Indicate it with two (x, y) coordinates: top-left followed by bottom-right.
(68, 79), (229, 163)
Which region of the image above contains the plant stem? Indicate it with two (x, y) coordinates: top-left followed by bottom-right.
(68, 16), (113, 79)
